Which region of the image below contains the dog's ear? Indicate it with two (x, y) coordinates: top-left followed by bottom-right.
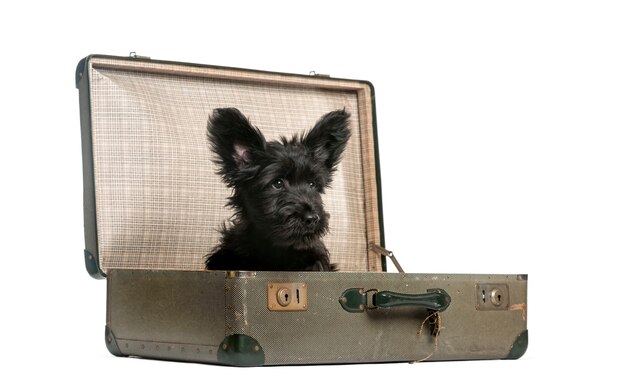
(207, 108), (266, 184)
(303, 109), (351, 174)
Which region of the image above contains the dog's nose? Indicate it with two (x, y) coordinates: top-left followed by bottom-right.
(304, 213), (320, 227)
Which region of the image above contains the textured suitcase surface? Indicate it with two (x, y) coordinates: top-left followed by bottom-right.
(107, 270), (527, 366)
(77, 54), (528, 366)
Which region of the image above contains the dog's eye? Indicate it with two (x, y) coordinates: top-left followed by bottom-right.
(272, 179), (285, 190)
(309, 181), (316, 188)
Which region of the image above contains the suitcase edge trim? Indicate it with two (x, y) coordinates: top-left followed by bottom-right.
(77, 55), (105, 279)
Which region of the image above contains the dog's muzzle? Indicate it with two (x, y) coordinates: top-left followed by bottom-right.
(304, 212), (321, 228)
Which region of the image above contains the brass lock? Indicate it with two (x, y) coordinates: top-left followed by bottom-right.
(267, 282), (307, 311)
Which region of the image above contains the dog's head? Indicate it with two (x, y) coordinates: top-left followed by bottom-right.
(207, 107), (351, 249)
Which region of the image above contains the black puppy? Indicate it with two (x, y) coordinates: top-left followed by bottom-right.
(205, 108), (351, 271)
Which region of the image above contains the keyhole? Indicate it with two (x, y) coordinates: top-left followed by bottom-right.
(276, 287), (292, 306)
(490, 288), (503, 306)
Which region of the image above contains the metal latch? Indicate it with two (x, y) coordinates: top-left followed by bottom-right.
(267, 282), (308, 311)
(129, 51), (151, 60)
(309, 71), (330, 78)
(475, 283), (509, 310)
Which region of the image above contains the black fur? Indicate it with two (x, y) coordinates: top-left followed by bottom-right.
(205, 107), (351, 271)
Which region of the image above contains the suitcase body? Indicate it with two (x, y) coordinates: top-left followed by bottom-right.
(107, 269), (527, 366)
(77, 54), (528, 366)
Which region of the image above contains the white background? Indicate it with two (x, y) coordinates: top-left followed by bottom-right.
(2, 0), (624, 383)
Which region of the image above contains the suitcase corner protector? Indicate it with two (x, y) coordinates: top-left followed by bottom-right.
(217, 334), (265, 367)
(85, 249), (106, 279)
(105, 325), (125, 357)
(507, 329), (529, 360)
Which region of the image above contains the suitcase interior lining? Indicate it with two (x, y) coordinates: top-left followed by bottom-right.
(87, 57), (382, 273)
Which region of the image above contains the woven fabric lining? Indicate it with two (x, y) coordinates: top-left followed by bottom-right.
(89, 58), (381, 272)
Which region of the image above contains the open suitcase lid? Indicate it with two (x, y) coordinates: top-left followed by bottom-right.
(76, 54), (385, 278)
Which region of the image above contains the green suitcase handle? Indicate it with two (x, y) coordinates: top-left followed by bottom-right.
(339, 288), (451, 313)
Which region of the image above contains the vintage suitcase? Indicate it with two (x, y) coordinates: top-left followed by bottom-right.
(76, 54), (528, 366)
